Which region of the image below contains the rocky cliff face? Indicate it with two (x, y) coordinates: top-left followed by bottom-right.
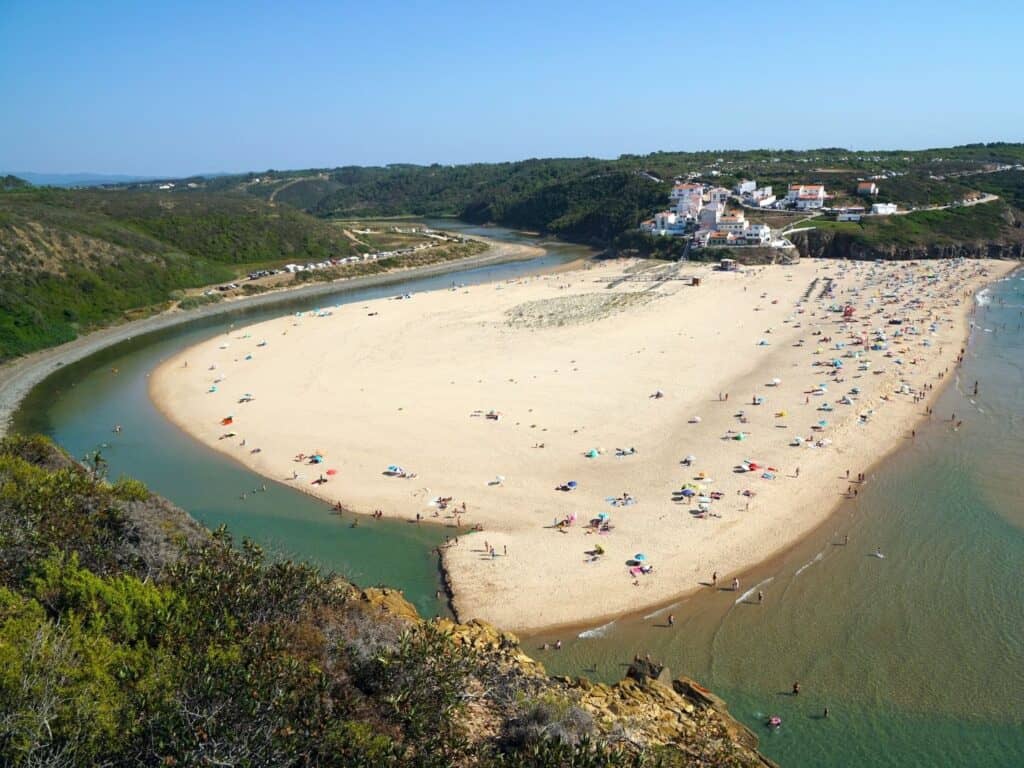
(790, 229), (1024, 261)
(360, 587), (777, 766)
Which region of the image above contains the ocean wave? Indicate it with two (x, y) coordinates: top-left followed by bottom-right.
(975, 288), (991, 307)
(578, 620), (615, 639)
(794, 551), (824, 577)
(735, 577), (774, 604)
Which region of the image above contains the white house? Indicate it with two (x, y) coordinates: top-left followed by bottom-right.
(786, 184), (826, 210)
(716, 210), (748, 234)
(734, 179), (757, 196)
(871, 203), (898, 215)
(699, 203), (723, 230)
(744, 223), (772, 244)
(708, 187), (731, 205)
(670, 183), (703, 220)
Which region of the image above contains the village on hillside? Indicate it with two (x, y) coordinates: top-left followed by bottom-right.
(641, 171), (1001, 251)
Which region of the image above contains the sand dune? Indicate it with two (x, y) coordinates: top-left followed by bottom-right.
(150, 257), (1014, 632)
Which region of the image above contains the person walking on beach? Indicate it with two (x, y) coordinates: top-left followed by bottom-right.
(712, 571), (718, 587)
(668, 613), (675, 626)
(757, 590), (764, 604)
(732, 577), (740, 592)
(792, 681), (801, 696)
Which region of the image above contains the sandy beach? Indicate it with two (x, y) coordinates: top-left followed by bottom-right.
(150, 257), (1016, 632)
(0, 235), (543, 435)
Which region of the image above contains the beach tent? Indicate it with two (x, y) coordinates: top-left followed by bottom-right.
(585, 449), (600, 458)
(326, 469), (338, 476)
(634, 553), (647, 562)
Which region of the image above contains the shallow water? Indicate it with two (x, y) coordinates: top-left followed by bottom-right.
(12, 254), (1023, 766)
(12, 221), (589, 619)
(529, 270), (1024, 767)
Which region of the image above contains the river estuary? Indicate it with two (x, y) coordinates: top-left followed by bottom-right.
(11, 225), (1023, 767)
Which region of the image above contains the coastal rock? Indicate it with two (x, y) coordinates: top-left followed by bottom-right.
(350, 581), (773, 764)
(791, 228), (1024, 261)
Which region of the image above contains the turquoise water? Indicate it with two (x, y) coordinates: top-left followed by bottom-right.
(11, 254), (1023, 766)
(12, 222), (589, 619)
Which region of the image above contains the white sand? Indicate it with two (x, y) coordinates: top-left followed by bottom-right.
(150, 257), (1014, 632)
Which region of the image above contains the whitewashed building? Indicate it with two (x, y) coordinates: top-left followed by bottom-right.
(670, 183), (704, 220)
(734, 179), (757, 195)
(699, 203), (723, 230)
(786, 184), (826, 210)
(708, 187), (731, 205)
(871, 203), (898, 215)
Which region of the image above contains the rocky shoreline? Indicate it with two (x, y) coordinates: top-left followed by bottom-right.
(360, 586), (776, 766)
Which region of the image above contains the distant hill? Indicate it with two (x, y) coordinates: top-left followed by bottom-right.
(4, 171), (235, 188)
(190, 143), (1024, 247)
(5, 172), (160, 187)
(0, 187), (364, 359)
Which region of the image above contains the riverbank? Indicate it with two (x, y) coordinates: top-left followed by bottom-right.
(150, 256), (1017, 632)
(0, 235), (544, 435)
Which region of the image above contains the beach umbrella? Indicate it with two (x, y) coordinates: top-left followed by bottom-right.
(326, 469), (338, 476)
(818, 420), (828, 427)
(771, 377), (781, 385)
(681, 488), (696, 497)
(387, 464), (399, 473)
(684, 454), (696, 463)
(597, 512), (609, 520)
(567, 481), (578, 489)
(634, 553), (647, 562)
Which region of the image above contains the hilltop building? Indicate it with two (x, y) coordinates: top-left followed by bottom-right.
(733, 179), (757, 195)
(871, 203), (898, 215)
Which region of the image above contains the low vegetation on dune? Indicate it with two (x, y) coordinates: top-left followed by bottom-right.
(0, 434), (768, 767)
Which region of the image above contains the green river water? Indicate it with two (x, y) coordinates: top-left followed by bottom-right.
(11, 228), (1023, 767)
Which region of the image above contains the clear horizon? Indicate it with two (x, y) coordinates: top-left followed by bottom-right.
(2, 0), (1022, 177)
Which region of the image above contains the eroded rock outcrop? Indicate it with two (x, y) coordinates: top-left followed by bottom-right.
(359, 587), (777, 766)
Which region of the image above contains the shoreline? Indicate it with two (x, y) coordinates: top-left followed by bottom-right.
(0, 234), (549, 436)
(149, 256), (1018, 633)
(514, 264), (1021, 641)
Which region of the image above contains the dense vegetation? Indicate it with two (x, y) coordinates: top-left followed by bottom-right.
(0, 188), (366, 359)
(0, 434), (759, 767)
(200, 143), (1024, 234)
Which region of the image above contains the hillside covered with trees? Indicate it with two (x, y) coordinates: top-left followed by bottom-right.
(0, 188), (367, 359)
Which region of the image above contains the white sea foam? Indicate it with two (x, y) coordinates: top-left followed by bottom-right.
(794, 551), (824, 577)
(643, 602), (679, 620)
(976, 288), (992, 307)
(735, 577), (774, 604)
(577, 620), (615, 639)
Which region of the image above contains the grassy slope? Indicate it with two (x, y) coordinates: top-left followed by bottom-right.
(808, 201), (1017, 248)
(0, 188), (366, 360)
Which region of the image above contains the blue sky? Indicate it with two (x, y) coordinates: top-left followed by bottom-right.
(2, 0), (1022, 176)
